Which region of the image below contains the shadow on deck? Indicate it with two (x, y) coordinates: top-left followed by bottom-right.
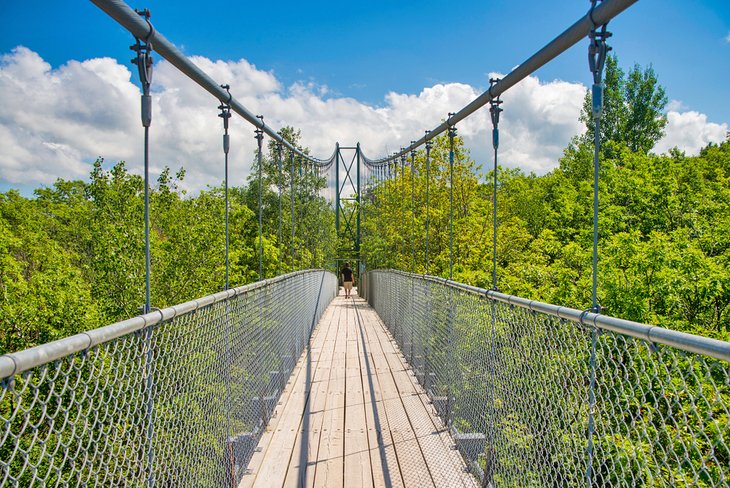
(241, 290), (478, 488)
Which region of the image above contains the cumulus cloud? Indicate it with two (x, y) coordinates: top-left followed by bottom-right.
(0, 47), (139, 185)
(1, 47), (727, 195)
(654, 109), (728, 155)
(490, 73), (587, 174)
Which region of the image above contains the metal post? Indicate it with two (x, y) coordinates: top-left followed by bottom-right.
(486, 78), (503, 488)
(298, 156), (303, 269)
(389, 160), (394, 265)
(303, 160), (309, 267)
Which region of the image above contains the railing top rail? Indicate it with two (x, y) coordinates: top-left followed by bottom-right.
(0, 269), (332, 379)
(371, 269), (730, 363)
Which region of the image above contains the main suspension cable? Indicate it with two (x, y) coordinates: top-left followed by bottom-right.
(355, 0), (635, 166)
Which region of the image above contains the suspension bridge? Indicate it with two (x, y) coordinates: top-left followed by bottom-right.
(1, 0), (729, 487)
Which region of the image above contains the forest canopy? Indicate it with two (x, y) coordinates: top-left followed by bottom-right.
(2, 57), (729, 355)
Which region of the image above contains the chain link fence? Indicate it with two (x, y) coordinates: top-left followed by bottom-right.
(366, 270), (730, 488)
(0, 270), (337, 487)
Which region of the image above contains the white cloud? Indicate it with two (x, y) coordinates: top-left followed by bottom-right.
(726, 31), (730, 43)
(654, 110), (728, 155)
(666, 99), (686, 112)
(490, 73), (587, 174)
(2, 47), (726, 195)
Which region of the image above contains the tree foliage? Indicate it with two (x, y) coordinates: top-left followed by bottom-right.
(0, 128), (335, 355)
(580, 54), (668, 154)
(363, 133), (730, 341)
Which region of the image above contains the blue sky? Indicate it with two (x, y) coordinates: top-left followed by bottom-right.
(1, 0), (728, 194)
(2, 0), (728, 118)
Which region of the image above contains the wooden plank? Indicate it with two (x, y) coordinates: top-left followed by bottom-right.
(343, 300), (374, 487)
(369, 307), (478, 488)
(354, 301), (405, 488)
(281, 296), (343, 488)
(242, 299), (337, 488)
(311, 296), (348, 487)
(244, 293), (476, 488)
(358, 303), (435, 488)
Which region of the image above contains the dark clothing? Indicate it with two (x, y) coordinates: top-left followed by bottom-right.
(341, 267), (354, 282)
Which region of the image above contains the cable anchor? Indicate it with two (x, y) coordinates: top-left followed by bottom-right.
(254, 115), (265, 142)
(130, 9), (154, 128)
(218, 84), (232, 155)
(447, 114), (457, 142)
(489, 78), (503, 150)
(588, 0), (612, 121)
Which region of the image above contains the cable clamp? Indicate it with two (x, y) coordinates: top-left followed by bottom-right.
(130, 9), (154, 127)
(489, 78), (503, 150)
(489, 78), (503, 127)
(447, 114), (457, 141)
(254, 115), (265, 141)
(130, 9), (154, 90)
(579, 305), (603, 331)
(135, 8), (155, 45)
(588, 0), (612, 74)
(218, 84), (232, 131)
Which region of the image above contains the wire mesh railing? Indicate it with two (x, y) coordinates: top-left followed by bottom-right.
(366, 269), (730, 488)
(0, 270), (337, 488)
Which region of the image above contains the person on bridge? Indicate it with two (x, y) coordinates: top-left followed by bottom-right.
(341, 262), (355, 298)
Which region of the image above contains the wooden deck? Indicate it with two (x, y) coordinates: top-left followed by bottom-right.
(241, 290), (478, 488)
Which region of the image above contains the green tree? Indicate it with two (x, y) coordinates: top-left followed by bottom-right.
(580, 54), (668, 154)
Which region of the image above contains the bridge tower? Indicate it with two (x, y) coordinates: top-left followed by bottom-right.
(334, 143), (361, 272)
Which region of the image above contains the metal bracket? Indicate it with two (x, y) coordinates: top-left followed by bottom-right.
(489, 78), (503, 151)
(588, 0), (613, 119)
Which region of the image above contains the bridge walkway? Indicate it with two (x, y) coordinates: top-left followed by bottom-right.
(241, 290), (477, 488)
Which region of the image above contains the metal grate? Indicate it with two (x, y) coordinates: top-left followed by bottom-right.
(366, 270), (730, 488)
(0, 270), (337, 487)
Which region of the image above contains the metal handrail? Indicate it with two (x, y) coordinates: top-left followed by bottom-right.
(372, 269), (730, 362)
(0, 269), (329, 379)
